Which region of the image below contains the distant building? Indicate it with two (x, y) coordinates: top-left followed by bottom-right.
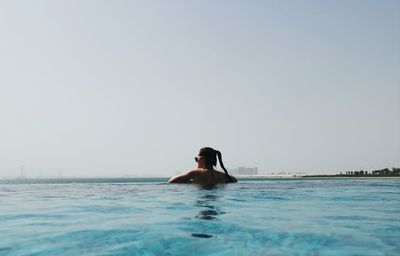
(229, 166), (258, 175)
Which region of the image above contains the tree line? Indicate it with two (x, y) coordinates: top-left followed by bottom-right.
(338, 167), (400, 177)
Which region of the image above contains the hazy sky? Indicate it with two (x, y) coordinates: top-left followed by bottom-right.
(1, 0), (399, 177)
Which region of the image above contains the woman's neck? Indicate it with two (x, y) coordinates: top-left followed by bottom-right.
(197, 162), (214, 171)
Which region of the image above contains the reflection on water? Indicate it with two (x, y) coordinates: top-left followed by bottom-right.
(190, 186), (226, 238)
(191, 233), (213, 238)
(194, 193), (226, 221)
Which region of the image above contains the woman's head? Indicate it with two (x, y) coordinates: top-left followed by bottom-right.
(198, 147), (217, 167)
(196, 147), (234, 182)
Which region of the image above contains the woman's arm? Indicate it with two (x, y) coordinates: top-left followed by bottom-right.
(228, 175), (238, 183)
(168, 171), (196, 183)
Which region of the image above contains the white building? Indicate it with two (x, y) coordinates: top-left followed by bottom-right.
(229, 167), (258, 175)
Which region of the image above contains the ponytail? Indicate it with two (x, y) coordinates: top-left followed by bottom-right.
(215, 150), (234, 182)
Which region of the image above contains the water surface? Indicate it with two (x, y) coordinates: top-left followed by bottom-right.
(0, 178), (399, 255)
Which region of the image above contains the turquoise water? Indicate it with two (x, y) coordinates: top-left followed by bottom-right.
(0, 178), (399, 255)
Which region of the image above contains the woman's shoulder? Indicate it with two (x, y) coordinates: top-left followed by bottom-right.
(168, 169), (201, 183)
(183, 168), (209, 177)
(213, 170), (237, 183)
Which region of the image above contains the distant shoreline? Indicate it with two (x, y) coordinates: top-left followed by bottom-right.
(2, 175), (400, 179)
(1, 176), (399, 185)
(237, 175), (400, 179)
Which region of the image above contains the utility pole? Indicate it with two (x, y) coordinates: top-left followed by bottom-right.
(19, 165), (26, 179)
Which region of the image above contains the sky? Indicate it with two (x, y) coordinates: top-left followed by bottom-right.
(0, 0), (399, 177)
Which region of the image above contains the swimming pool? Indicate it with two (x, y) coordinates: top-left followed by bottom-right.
(0, 178), (399, 255)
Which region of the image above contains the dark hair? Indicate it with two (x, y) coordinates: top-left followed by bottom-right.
(199, 147), (234, 182)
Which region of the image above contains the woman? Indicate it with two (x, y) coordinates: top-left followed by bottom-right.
(168, 147), (237, 185)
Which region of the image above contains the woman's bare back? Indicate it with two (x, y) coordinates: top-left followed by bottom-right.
(169, 168), (237, 185)
(192, 169), (229, 184)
